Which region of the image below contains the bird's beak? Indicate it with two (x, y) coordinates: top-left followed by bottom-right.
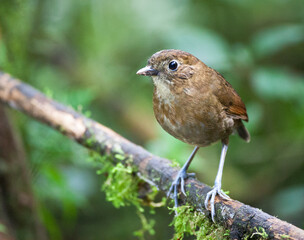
(136, 66), (159, 76)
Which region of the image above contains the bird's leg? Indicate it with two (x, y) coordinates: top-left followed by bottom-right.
(167, 146), (199, 207)
(204, 143), (230, 222)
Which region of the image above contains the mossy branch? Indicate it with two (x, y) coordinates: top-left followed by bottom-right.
(0, 71), (303, 240)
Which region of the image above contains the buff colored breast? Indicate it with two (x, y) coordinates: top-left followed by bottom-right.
(152, 83), (234, 147)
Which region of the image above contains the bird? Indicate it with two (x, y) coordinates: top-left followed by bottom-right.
(136, 49), (250, 221)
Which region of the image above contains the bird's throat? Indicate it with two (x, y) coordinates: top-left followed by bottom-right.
(152, 76), (175, 103)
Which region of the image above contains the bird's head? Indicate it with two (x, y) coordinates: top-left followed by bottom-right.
(137, 49), (202, 88)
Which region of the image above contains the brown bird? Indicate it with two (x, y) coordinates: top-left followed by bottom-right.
(136, 49), (250, 221)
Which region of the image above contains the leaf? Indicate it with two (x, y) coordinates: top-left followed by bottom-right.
(252, 24), (304, 58)
(251, 67), (304, 105)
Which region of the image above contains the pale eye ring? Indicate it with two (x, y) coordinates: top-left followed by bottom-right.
(168, 60), (179, 71)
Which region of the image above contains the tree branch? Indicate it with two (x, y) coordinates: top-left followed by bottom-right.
(0, 71), (303, 240)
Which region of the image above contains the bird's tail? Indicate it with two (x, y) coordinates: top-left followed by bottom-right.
(236, 121), (250, 142)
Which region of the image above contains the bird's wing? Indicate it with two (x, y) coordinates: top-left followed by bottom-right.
(213, 70), (249, 122)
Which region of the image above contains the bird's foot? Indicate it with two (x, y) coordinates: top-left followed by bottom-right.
(204, 184), (230, 222)
(167, 168), (195, 208)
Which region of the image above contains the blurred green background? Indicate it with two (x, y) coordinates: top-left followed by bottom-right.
(0, 0), (304, 239)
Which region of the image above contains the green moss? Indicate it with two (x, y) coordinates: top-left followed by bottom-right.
(90, 151), (158, 238)
(76, 104), (91, 118)
(91, 152), (143, 209)
(102, 162), (143, 209)
(43, 87), (54, 98)
(279, 234), (291, 239)
(112, 143), (124, 155)
(243, 226), (269, 240)
(85, 135), (96, 148)
(133, 210), (156, 240)
(223, 190), (230, 195)
(145, 186), (160, 205)
(170, 204), (229, 240)
(251, 227), (269, 239)
(90, 151), (232, 240)
(152, 176), (160, 182)
(169, 160), (180, 168)
(114, 153), (126, 161)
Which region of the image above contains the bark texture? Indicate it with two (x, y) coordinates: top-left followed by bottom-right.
(0, 71), (303, 240)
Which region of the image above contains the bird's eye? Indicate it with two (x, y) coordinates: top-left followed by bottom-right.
(168, 60), (178, 71)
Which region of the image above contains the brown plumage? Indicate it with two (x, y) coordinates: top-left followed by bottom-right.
(137, 49), (250, 221)
(145, 49), (249, 145)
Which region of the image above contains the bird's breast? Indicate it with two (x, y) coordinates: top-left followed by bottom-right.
(153, 88), (234, 146)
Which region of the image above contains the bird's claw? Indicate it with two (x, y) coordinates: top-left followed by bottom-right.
(204, 185), (230, 222)
(167, 169), (195, 209)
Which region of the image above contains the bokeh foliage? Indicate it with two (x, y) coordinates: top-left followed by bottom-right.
(0, 0), (303, 239)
